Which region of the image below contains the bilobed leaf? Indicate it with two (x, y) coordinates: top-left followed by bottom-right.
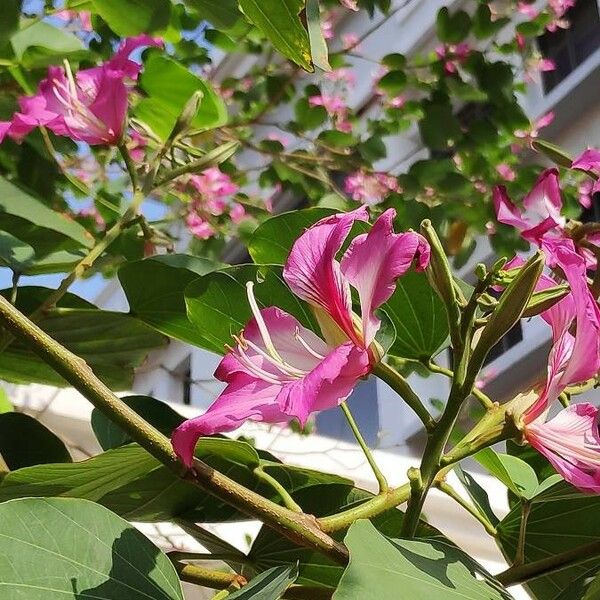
(136, 54), (227, 140)
(0, 177), (93, 254)
(474, 448), (539, 499)
(91, 0), (172, 35)
(455, 466), (499, 527)
(91, 395), (186, 450)
(0, 497), (184, 600)
(239, 0), (313, 71)
(228, 566), (298, 599)
(10, 21), (87, 68)
(0, 287), (166, 390)
(497, 480), (600, 600)
(0, 413), (71, 469)
(306, 0), (330, 71)
(185, 264), (320, 354)
(334, 520), (512, 599)
(119, 254), (219, 346)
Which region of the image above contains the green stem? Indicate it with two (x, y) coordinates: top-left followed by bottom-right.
(211, 590), (231, 600)
(9, 272), (19, 305)
(0, 296), (349, 565)
(514, 501), (531, 567)
(340, 401), (388, 493)
(496, 539), (600, 586)
(435, 481), (497, 536)
(254, 466), (303, 512)
(171, 560), (245, 590)
(318, 484), (411, 532)
(372, 362), (435, 431)
(168, 552), (253, 568)
(425, 361), (494, 410)
(118, 141), (139, 191)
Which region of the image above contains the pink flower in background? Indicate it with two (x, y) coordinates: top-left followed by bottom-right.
(322, 19), (334, 40)
(230, 203), (246, 223)
(309, 94), (351, 132)
(128, 130), (147, 162)
(388, 95), (406, 109)
(1, 35), (162, 145)
(524, 57), (556, 83)
(186, 213), (215, 240)
(342, 33), (360, 50)
(572, 148), (600, 198)
(345, 171), (399, 205)
(77, 205), (104, 228)
(55, 9), (93, 31)
(493, 168), (565, 243)
(189, 167), (238, 201)
(435, 42), (471, 74)
(171, 208), (429, 466)
(339, 0), (359, 10)
(324, 68), (356, 87)
(267, 132), (290, 147)
(515, 111), (555, 145)
(517, 2), (539, 18)
(519, 242), (600, 492)
(496, 163), (516, 182)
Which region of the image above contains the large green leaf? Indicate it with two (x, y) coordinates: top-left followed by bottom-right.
(91, 395), (186, 451)
(239, 0), (312, 71)
(185, 264), (320, 354)
(119, 254), (219, 346)
(229, 566), (298, 599)
(10, 21), (87, 69)
(135, 54), (228, 140)
(306, 0), (330, 71)
(334, 520), (512, 599)
(91, 0), (171, 35)
(497, 481), (600, 600)
(0, 177), (93, 257)
(184, 0), (241, 29)
(552, 567), (600, 600)
(0, 413), (71, 470)
(0, 231), (35, 271)
(0, 0), (20, 57)
(0, 497), (183, 599)
(0, 287), (167, 390)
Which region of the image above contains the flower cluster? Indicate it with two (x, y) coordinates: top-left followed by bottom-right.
(172, 207), (429, 465)
(344, 171), (399, 205)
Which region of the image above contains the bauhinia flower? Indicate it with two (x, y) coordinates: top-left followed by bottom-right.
(344, 171), (399, 206)
(0, 35), (161, 145)
(572, 147), (600, 196)
(515, 241), (600, 492)
(171, 207), (429, 466)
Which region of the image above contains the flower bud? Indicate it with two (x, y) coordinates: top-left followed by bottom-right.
(522, 284), (569, 318)
(169, 90), (204, 140)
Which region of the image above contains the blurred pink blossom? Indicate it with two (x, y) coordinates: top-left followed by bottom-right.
(344, 171), (399, 205)
(496, 163), (516, 182)
(230, 203), (246, 223)
(186, 213), (215, 240)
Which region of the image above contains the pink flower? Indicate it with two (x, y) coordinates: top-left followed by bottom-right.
(493, 168), (565, 243)
(435, 42), (471, 74)
(344, 171), (399, 206)
(324, 68), (356, 87)
(322, 19), (334, 40)
(515, 112), (555, 144)
(128, 130), (147, 162)
(388, 95), (406, 109)
(1, 35), (161, 146)
(519, 243), (600, 492)
(186, 212), (215, 240)
(171, 208), (429, 466)
(309, 94), (351, 132)
(517, 2), (539, 18)
(230, 202), (246, 223)
(189, 168), (238, 200)
(572, 148), (600, 197)
(339, 0), (358, 10)
(496, 163), (516, 182)
(342, 33), (360, 50)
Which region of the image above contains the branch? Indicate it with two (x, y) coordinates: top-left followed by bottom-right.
(170, 560), (246, 590)
(0, 296), (348, 565)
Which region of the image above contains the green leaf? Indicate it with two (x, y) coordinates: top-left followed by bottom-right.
(377, 70), (407, 95)
(474, 448), (539, 500)
(248, 208), (334, 264)
(0, 231), (35, 271)
(0, 287), (166, 390)
(551, 567), (600, 600)
(135, 54), (228, 140)
(91, 0), (171, 35)
(0, 0), (20, 56)
(335, 520), (512, 599)
(419, 104), (462, 151)
(119, 254), (219, 346)
(497, 481), (600, 600)
(532, 139), (574, 168)
(228, 566), (298, 599)
(184, 0), (241, 29)
(455, 466), (499, 527)
(436, 7), (471, 44)
(306, 0), (330, 71)
(383, 272), (449, 360)
(185, 264), (320, 354)
(0, 385), (13, 414)
(91, 395), (186, 451)
(239, 0), (312, 71)
(0, 412), (71, 469)
(0, 497), (183, 599)
(0, 177), (93, 256)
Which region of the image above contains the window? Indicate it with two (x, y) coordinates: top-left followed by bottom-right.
(538, 0), (600, 93)
(173, 355), (192, 405)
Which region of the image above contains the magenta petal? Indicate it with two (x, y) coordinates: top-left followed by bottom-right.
(283, 207), (368, 343)
(277, 342), (370, 425)
(572, 148), (600, 173)
(493, 186), (529, 232)
(520, 169), (564, 241)
(171, 374), (287, 467)
(340, 209), (430, 345)
(86, 70), (128, 143)
(527, 404), (600, 494)
(107, 35), (163, 79)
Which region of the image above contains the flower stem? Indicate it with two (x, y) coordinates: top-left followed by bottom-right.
(435, 480), (497, 536)
(372, 361), (435, 431)
(170, 559), (245, 590)
(496, 539), (600, 586)
(254, 466), (304, 512)
(425, 360), (494, 409)
(0, 296), (349, 565)
(514, 501), (531, 567)
(340, 401), (388, 493)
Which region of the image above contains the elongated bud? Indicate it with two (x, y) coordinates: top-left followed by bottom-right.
(532, 139), (573, 168)
(169, 90), (204, 140)
(189, 141), (240, 173)
(522, 284), (569, 318)
(472, 252), (544, 371)
(420, 220), (457, 311)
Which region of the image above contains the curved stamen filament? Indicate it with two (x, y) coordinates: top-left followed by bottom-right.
(294, 327), (326, 360)
(246, 281), (285, 364)
(242, 336), (306, 378)
(235, 344), (284, 384)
